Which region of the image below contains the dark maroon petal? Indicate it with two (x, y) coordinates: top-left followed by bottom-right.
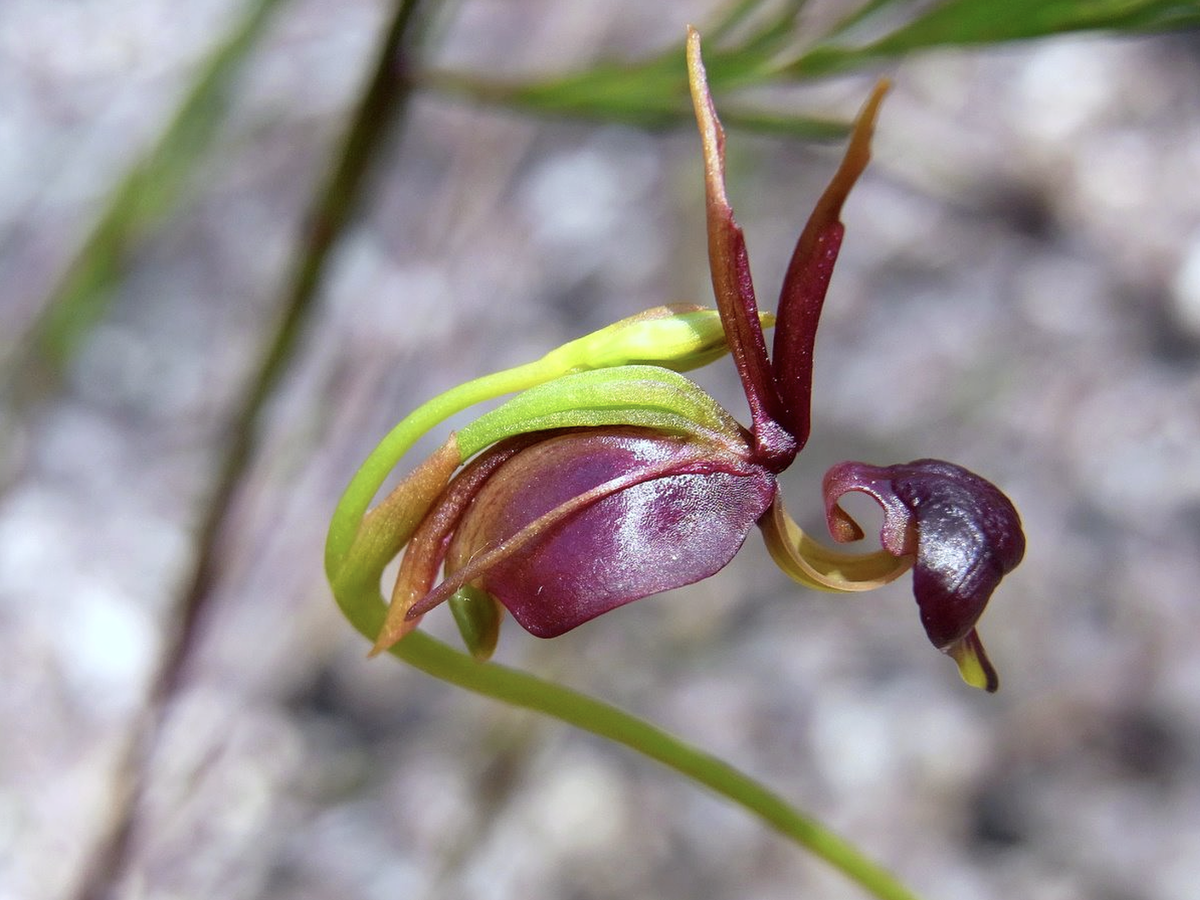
(445, 428), (777, 637)
(772, 224), (843, 447)
(823, 459), (1025, 650)
(405, 433), (719, 621)
(687, 30), (794, 471)
(772, 81), (888, 450)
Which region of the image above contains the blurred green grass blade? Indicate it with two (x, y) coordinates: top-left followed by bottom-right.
(700, 104), (848, 137)
(710, 0), (775, 40)
(428, 65), (847, 138)
(791, 0), (1200, 76)
(706, 0), (812, 45)
(719, 0), (808, 55)
(864, 0), (1200, 46)
(824, 0), (911, 39)
(421, 0), (841, 136)
(30, 0), (288, 369)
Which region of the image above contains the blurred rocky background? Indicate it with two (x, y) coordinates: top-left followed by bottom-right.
(2, 1), (1199, 899)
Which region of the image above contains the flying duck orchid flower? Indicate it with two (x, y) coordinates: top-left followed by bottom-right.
(325, 28), (1024, 691)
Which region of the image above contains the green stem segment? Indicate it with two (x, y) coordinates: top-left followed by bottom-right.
(332, 571), (919, 900)
(325, 359), (551, 574)
(398, 635), (920, 900)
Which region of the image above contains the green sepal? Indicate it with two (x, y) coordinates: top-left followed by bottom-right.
(541, 305), (772, 375)
(456, 365), (744, 460)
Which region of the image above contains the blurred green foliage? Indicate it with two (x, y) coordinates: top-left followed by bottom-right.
(22, 0), (1200, 378)
(27, 0), (288, 371)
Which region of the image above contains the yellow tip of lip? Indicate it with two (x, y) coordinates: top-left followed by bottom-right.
(947, 629), (999, 693)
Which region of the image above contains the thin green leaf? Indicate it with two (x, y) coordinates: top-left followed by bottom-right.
(419, 1), (842, 136)
(426, 65), (849, 136)
(825, 0), (913, 39)
(866, 0), (1200, 47)
(710, 0), (775, 40)
(26, 0), (289, 370)
(790, 0), (1200, 76)
(709, 104), (849, 138)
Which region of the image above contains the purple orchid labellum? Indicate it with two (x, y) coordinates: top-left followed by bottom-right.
(435, 428), (776, 637)
(365, 28), (1025, 691)
(823, 460), (1025, 690)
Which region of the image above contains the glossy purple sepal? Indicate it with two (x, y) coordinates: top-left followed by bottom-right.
(408, 428), (777, 637)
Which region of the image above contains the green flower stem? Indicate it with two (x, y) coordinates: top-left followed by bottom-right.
(397, 634), (922, 900)
(325, 359), (552, 574)
(331, 574), (919, 900)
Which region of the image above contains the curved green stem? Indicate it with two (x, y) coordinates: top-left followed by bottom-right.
(331, 570), (919, 900)
(405, 638), (921, 900)
(325, 358), (552, 573)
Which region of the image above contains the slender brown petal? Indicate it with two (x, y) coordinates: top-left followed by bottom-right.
(333, 435), (461, 595)
(686, 27), (794, 470)
(773, 80), (889, 446)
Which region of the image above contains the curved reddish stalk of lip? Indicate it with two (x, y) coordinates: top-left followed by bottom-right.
(401, 444), (743, 624)
(773, 80), (889, 448)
